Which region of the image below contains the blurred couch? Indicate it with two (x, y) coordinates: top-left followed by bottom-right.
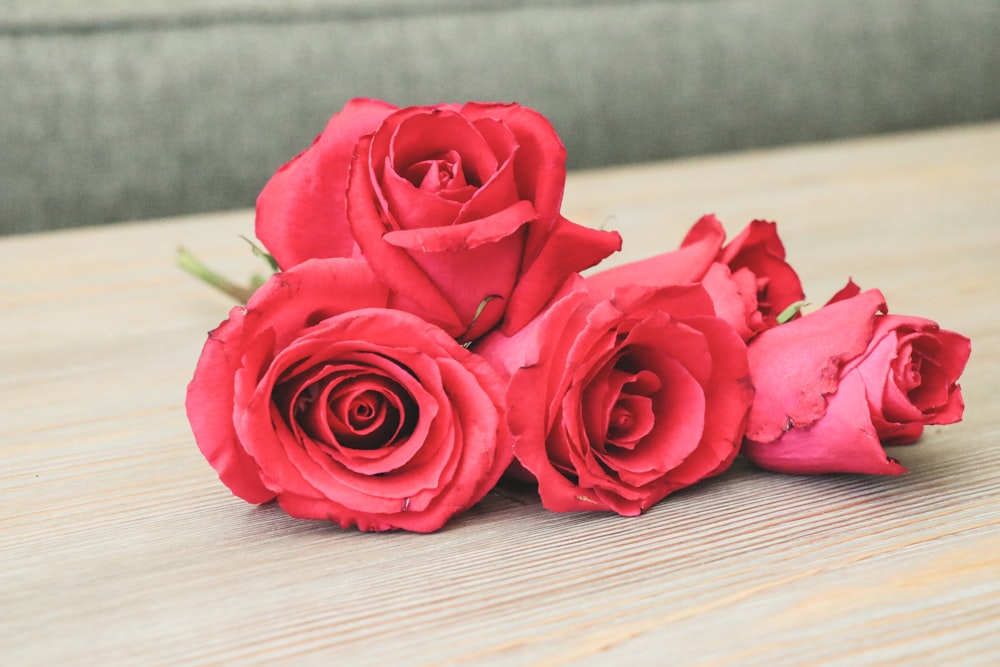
(3, 0), (999, 234)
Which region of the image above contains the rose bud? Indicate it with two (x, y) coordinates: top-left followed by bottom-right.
(742, 286), (970, 475)
(476, 274), (754, 515)
(186, 257), (512, 532)
(587, 214), (805, 340)
(256, 98), (621, 342)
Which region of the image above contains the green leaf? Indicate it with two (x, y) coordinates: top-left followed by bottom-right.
(240, 235), (280, 273)
(458, 294), (503, 344)
(776, 300), (809, 324)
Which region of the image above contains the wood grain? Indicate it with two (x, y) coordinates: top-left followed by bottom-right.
(2, 123), (999, 666)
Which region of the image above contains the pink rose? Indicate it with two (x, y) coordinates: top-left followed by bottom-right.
(477, 274), (754, 515)
(185, 258), (512, 532)
(742, 286), (970, 475)
(588, 214), (805, 340)
(256, 98), (622, 341)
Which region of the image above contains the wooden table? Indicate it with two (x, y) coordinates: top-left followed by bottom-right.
(3, 122), (999, 665)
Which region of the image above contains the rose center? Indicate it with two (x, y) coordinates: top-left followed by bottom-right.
(404, 149), (476, 194)
(341, 389), (386, 430)
(605, 394), (655, 451)
(582, 359), (661, 455)
(288, 369), (417, 451)
(610, 406), (634, 432)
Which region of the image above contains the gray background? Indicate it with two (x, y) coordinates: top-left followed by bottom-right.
(3, 0), (999, 234)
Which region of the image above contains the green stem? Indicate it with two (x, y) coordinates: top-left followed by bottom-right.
(176, 246), (255, 303)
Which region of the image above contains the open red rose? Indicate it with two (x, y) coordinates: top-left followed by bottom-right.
(742, 286), (970, 475)
(587, 214), (804, 340)
(256, 98), (621, 342)
(186, 257), (512, 532)
(476, 274), (754, 515)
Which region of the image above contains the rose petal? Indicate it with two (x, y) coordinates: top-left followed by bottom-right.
(381, 110), (500, 230)
(662, 315), (752, 486)
(460, 102), (566, 233)
(699, 263), (759, 340)
(186, 308), (275, 504)
(745, 289), (886, 443)
(719, 219), (804, 323)
(586, 213), (726, 301)
(347, 135), (464, 334)
(502, 217), (622, 335)
(382, 200), (536, 253)
(255, 98), (397, 267)
(743, 371), (907, 475)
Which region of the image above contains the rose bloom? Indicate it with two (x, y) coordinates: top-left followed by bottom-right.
(185, 258), (511, 532)
(476, 274), (754, 515)
(742, 285), (970, 475)
(256, 98), (621, 342)
(587, 214), (804, 340)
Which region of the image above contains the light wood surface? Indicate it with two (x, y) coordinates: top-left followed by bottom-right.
(3, 123), (999, 666)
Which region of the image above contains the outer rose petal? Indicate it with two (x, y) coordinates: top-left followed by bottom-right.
(743, 371), (907, 475)
(663, 315), (754, 484)
(589, 215), (802, 339)
(255, 98), (397, 268)
(502, 217), (622, 335)
(186, 308), (274, 504)
(698, 263), (761, 341)
(460, 102), (567, 237)
(745, 289), (887, 443)
(586, 214), (725, 301)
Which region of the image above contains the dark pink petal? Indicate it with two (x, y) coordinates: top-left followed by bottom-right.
(243, 257), (392, 351)
(597, 349), (706, 487)
(398, 227), (527, 342)
(743, 371), (907, 475)
(745, 289), (886, 443)
(382, 110), (501, 230)
(380, 160), (464, 231)
(825, 279), (863, 305)
(718, 219), (785, 265)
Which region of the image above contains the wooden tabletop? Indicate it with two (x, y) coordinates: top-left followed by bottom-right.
(3, 122), (999, 666)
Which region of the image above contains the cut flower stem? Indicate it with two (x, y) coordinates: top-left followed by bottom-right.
(176, 246), (257, 304)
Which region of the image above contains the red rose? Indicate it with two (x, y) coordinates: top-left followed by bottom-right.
(185, 258), (512, 532)
(742, 286), (970, 475)
(476, 274), (754, 515)
(256, 98), (622, 342)
(588, 214), (804, 340)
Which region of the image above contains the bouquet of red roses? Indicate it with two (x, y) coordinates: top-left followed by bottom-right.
(184, 99), (970, 532)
